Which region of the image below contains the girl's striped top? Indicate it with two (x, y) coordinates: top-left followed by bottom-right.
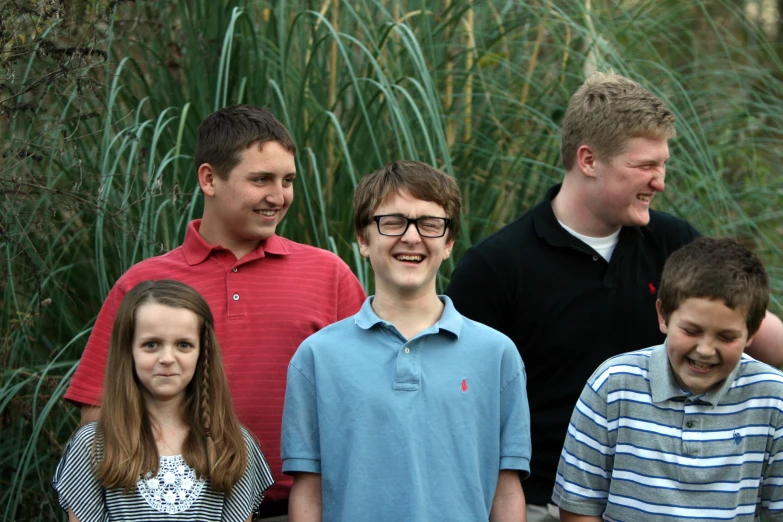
(52, 422), (274, 521)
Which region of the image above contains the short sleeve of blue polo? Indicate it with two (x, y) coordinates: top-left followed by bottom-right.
(281, 296), (531, 522)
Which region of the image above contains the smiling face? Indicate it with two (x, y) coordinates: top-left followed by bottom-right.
(200, 140), (296, 254)
(132, 301), (201, 406)
(587, 136), (669, 235)
(658, 297), (753, 395)
(358, 190), (454, 300)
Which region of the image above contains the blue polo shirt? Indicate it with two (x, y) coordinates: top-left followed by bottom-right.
(281, 296), (531, 522)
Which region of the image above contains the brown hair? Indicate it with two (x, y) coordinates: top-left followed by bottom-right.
(353, 161), (462, 242)
(94, 280), (249, 493)
(658, 237), (769, 336)
(561, 71), (676, 170)
(194, 104), (296, 179)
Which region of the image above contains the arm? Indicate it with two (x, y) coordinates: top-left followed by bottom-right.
(761, 392), (783, 521)
(66, 281), (129, 410)
(551, 379), (613, 517)
(225, 428), (275, 519)
(289, 472), (322, 522)
(53, 424), (107, 521)
(336, 263), (367, 319)
(745, 311), (783, 368)
(559, 510), (602, 522)
(489, 470), (526, 522)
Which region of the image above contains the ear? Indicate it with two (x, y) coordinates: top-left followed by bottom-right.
(443, 238), (455, 260)
(575, 144), (597, 178)
(356, 231), (370, 258)
(655, 299), (669, 334)
(197, 163), (219, 197)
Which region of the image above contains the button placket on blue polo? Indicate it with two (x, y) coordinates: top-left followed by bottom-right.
(394, 339), (420, 391)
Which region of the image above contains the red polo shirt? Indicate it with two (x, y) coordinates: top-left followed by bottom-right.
(65, 220), (366, 501)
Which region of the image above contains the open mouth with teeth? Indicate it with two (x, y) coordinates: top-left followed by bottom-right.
(394, 254), (424, 263)
(636, 194), (652, 203)
(254, 209), (277, 216)
(687, 358), (717, 372)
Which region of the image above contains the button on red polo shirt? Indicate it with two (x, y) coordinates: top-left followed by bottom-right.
(65, 220), (366, 501)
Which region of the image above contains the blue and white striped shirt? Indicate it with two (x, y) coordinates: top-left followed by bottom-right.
(552, 343), (783, 521)
(52, 422), (273, 522)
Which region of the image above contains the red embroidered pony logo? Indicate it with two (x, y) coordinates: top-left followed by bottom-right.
(461, 379), (468, 392)
(648, 281), (657, 294)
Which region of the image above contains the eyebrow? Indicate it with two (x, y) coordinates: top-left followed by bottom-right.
(246, 170), (297, 176)
(629, 158), (668, 166)
(136, 335), (199, 343)
(380, 213), (449, 219)
(679, 321), (742, 334)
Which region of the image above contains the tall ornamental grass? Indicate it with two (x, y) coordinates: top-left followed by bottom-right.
(2, 0), (782, 518)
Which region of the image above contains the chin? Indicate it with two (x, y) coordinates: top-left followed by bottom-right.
(622, 214), (650, 228)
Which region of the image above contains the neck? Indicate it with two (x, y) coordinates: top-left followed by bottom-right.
(145, 398), (189, 456)
(552, 175), (621, 237)
(198, 210), (261, 260)
(371, 289), (445, 340)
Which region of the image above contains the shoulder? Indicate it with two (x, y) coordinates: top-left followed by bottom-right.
(274, 238), (354, 271)
(68, 421), (99, 450)
(470, 206), (538, 254)
(115, 247), (187, 286)
(297, 315), (358, 351)
(733, 356), (783, 393)
(289, 315), (360, 370)
(642, 210), (700, 246)
(456, 317), (523, 375)
(276, 238), (346, 263)
(56, 422), (100, 479)
(587, 347), (655, 392)
(239, 426), (261, 453)
(459, 316), (517, 349)
(455, 206), (539, 278)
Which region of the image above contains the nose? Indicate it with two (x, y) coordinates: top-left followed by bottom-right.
(650, 167), (665, 193)
(400, 220), (423, 243)
(694, 338), (717, 357)
(158, 346), (176, 365)
(264, 182), (285, 206)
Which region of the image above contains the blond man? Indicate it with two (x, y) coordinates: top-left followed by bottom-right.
(446, 71), (783, 522)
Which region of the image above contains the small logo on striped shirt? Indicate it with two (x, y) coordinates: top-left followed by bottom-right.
(734, 431), (742, 445)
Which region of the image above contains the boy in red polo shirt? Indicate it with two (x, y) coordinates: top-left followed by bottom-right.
(65, 105), (366, 518)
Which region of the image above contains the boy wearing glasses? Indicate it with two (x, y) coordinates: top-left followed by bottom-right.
(281, 161), (532, 522)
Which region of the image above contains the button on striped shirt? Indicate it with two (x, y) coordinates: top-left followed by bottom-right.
(552, 344), (783, 521)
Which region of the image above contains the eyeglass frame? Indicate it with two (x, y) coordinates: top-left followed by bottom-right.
(371, 214), (452, 238)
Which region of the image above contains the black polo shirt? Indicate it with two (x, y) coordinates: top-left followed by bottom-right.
(445, 184), (700, 505)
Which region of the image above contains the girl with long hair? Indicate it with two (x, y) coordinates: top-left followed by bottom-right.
(53, 280), (273, 520)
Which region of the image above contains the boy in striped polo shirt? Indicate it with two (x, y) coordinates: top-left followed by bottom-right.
(553, 236), (783, 521)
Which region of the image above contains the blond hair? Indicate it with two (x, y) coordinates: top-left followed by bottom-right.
(561, 71), (675, 170)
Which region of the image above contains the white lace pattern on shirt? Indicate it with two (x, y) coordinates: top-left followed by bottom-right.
(137, 455), (205, 514)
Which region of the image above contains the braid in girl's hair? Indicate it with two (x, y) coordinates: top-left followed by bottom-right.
(200, 323), (216, 474)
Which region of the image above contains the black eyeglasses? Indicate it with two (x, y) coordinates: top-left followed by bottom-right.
(372, 215), (451, 238)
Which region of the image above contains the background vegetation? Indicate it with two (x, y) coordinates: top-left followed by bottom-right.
(2, 0), (783, 518)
